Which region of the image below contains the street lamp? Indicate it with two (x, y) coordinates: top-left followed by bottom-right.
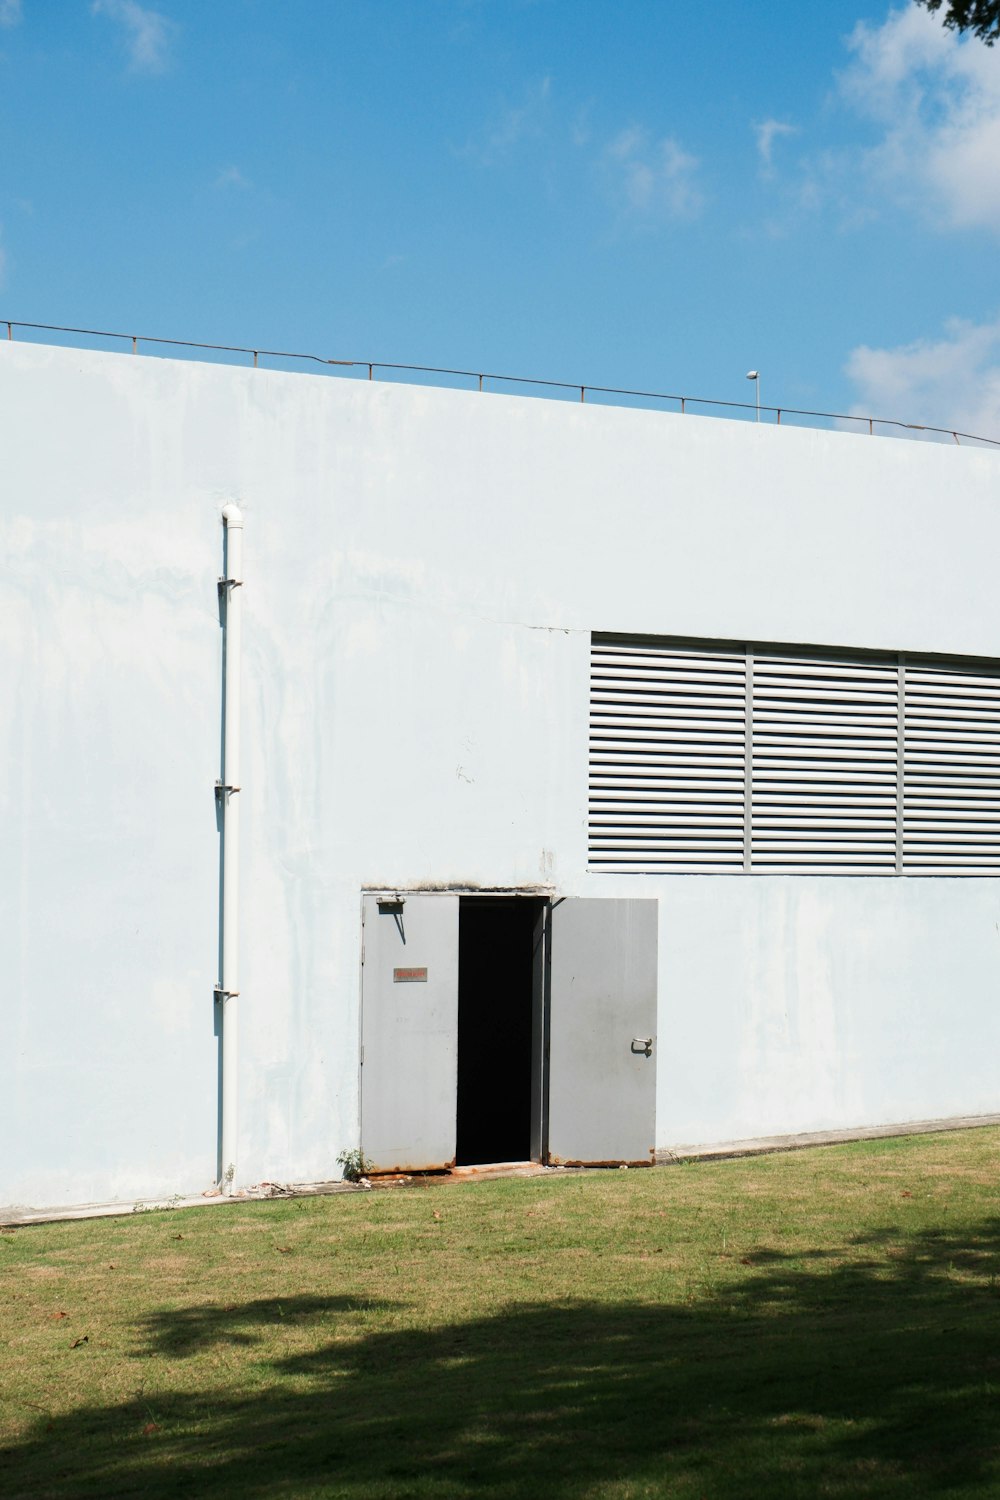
(746, 370), (760, 423)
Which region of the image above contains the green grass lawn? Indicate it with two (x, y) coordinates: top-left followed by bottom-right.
(4, 1129), (1000, 1499)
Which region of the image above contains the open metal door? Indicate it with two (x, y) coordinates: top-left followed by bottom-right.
(361, 893), (459, 1172)
(546, 898), (658, 1166)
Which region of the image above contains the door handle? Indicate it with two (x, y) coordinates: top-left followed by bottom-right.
(632, 1036), (653, 1057)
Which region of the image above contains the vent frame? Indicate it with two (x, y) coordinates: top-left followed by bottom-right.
(588, 635), (1000, 876)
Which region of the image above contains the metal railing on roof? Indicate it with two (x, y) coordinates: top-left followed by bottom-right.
(4, 318), (999, 449)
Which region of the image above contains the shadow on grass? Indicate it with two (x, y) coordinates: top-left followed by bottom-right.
(6, 1220), (1000, 1498)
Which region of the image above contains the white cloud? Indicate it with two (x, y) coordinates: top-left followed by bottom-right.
(845, 315), (1000, 443)
(461, 76), (552, 165)
(214, 165), (251, 191)
(0, 0), (22, 28)
(461, 83), (702, 232)
(603, 126), (703, 221)
(91, 0), (175, 74)
(840, 5), (1000, 236)
(753, 118), (796, 174)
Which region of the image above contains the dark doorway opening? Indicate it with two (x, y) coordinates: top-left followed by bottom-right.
(456, 896), (541, 1166)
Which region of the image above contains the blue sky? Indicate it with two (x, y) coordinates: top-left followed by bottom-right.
(2, 0), (999, 438)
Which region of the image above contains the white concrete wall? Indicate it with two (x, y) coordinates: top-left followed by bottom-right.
(3, 340), (1000, 1206)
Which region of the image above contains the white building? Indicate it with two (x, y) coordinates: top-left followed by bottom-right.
(4, 337), (1000, 1213)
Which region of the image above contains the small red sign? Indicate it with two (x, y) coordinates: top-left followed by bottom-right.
(393, 967), (428, 983)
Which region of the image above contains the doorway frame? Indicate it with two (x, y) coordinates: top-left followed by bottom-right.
(358, 887), (658, 1171)
(358, 886), (555, 1171)
(455, 891), (550, 1168)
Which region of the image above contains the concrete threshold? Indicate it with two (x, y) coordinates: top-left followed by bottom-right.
(368, 1161), (555, 1189)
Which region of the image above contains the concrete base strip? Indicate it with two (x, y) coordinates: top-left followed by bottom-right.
(1, 1179), (364, 1228)
(656, 1112), (1000, 1164)
(6, 1117), (1000, 1227)
(0, 1166), (557, 1227)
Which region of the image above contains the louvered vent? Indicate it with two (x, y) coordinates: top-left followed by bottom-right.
(903, 662), (1000, 873)
(589, 635), (1000, 876)
(589, 640), (746, 872)
(751, 653), (898, 873)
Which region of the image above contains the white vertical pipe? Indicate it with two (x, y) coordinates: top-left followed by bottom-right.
(219, 503), (243, 1192)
